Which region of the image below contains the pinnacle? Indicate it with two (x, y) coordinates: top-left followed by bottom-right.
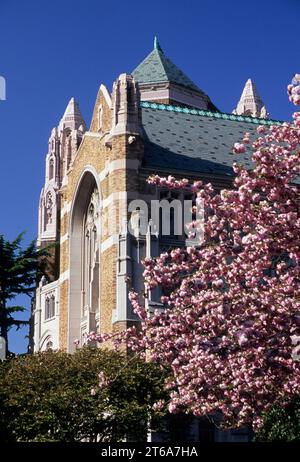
(233, 78), (268, 119)
(59, 97), (86, 130)
(154, 35), (163, 53)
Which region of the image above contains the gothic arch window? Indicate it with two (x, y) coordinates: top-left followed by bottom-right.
(159, 190), (181, 238)
(69, 171), (101, 351)
(49, 157), (54, 180)
(44, 191), (53, 230)
(50, 294), (55, 318)
(82, 188), (100, 321)
(61, 128), (72, 173)
(45, 294), (55, 320)
(67, 135), (72, 169)
(41, 336), (54, 351)
(45, 297), (50, 320)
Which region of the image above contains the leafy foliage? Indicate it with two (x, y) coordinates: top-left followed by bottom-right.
(0, 348), (167, 442)
(255, 397), (300, 441)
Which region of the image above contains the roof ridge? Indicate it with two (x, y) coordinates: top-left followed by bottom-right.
(154, 48), (171, 84)
(155, 46), (166, 65)
(154, 36), (163, 53)
(140, 101), (282, 126)
(132, 45), (201, 93)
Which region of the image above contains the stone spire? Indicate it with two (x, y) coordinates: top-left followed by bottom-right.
(233, 78), (268, 119)
(59, 97), (86, 131)
(59, 98), (86, 184)
(38, 97), (87, 250)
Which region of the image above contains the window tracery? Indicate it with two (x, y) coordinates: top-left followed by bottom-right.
(81, 188), (100, 331)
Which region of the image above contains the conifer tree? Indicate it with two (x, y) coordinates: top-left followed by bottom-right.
(0, 233), (49, 354)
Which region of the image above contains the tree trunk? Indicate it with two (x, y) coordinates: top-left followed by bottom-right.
(0, 299), (9, 356)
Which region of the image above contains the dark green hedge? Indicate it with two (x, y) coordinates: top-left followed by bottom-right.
(0, 348), (167, 442)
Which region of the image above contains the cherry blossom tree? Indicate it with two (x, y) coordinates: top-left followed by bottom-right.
(89, 75), (300, 430)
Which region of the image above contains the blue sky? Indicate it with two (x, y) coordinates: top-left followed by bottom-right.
(0, 0), (299, 353)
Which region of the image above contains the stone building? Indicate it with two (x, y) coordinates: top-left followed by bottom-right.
(33, 38), (277, 359)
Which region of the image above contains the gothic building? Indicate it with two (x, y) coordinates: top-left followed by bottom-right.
(33, 38), (277, 357)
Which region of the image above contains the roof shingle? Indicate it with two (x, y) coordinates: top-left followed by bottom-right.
(141, 102), (283, 178)
(132, 45), (203, 93)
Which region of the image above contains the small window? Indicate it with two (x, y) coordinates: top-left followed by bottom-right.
(45, 297), (50, 320)
(49, 158), (54, 180)
(45, 294), (55, 320)
(158, 190), (182, 238)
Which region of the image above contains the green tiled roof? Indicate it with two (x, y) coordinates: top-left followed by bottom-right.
(132, 38), (202, 93)
(140, 102), (287, 180)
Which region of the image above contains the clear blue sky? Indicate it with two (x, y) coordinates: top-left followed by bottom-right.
(0, 0), (299, 353)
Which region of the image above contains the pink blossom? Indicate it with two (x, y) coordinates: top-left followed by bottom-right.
(233, 143), (246, 154)
(98, 371), (109, 388)
(87, 75), (300, 431)
(153, 400), (165, 411)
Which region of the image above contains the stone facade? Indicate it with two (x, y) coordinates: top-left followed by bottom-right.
(34, 73), (148, 351)
(32, 39), (269, 356)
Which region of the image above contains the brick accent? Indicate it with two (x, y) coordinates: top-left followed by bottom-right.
(60, 240), (69, 274)
(100, 245), (117, 334)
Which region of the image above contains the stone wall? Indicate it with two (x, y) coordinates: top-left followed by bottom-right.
(58, 79), (144, 350)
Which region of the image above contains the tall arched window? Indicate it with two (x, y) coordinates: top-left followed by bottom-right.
(50, 294), (55, 318)
(49, 157), (54, 180)
(69, 172), (101, 351)
(45, 294), (55, 320)
(82, 188), (100, 324)
(44, 191), (53, 229)
(45, 297), (50, 320)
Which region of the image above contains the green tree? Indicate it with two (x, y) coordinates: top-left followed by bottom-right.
(255, 397), (300, 442)
(0, 233), (49, 355)
(0, 348), (167, 442)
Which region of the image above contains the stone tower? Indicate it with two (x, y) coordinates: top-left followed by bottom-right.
(233, 78), (268, 118)
(132, 37), (218, 110)
(37, 97), (86, 260)
(34, 98), (86, 351)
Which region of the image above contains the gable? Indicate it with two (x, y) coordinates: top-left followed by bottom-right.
(90, 84), (112, 133)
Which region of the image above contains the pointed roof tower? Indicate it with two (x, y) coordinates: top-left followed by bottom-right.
(132, 36), (200, 91)
(59, 97), (86, 131)
(132, 37), (218, 111)
(233, 79), (268, 119)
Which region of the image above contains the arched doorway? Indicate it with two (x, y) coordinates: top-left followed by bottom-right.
(68, 169), (101, 351)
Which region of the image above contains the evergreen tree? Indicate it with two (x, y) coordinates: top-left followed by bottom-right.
(0, 233), (49, 355)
